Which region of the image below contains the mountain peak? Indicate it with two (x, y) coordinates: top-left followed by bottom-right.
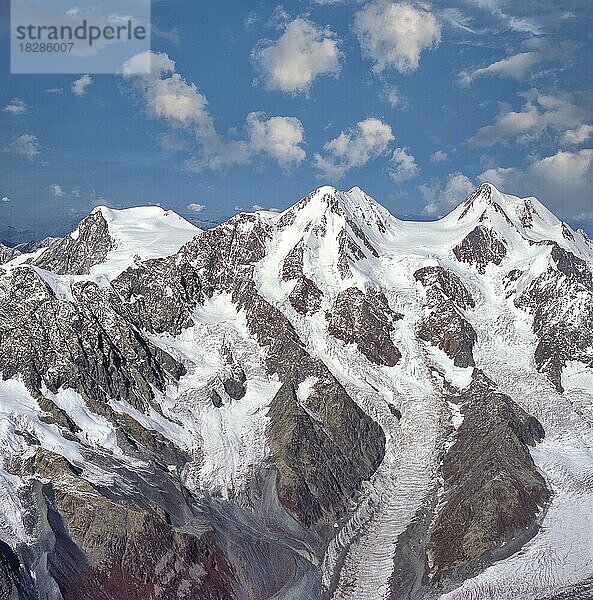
(33, 204), (198, 280)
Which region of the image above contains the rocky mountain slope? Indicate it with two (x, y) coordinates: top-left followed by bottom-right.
(0, 184), (592, 599)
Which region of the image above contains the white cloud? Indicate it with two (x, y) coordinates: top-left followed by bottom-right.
(561, 124), (593, 146)
(120, 50), (175, 77)
(46, 87), (63, 94)
(72, 74), (93, 96)
(122, 51), (250, 170)
(478, 149), (593, 219)
(380, 86), (401, 107)
(187, 203), (205, 212)
(419, 172), (476, 216)
(7, 134), (40, 158)
(246, 112), (306, 168)
(459, 39), (575, 86)
(430, 150), (448, 162)
(122, 51), (309, 173)
(389, 147), (419, 183)
(460, 52), (541, 86)
(121, 52), (208, 126)
(353, 1), (441, 74)
(252, 17), (342, 94)
(1, 196), (10, 203)
(3, 99), (27, 114)
(469, 91), (593, 147)
(252, 204), (280, 213)
(147, 74), (211, 124)
(49, 184), (65, 198)
(314, 117), (394, 179)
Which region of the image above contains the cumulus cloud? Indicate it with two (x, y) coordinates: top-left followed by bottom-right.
(3, 99), (27, 114)
(252, 17), (342, 94)
(122, 51), (250, 169)
(561, 124), (593, 146)
(247, 112), (306, 168)
(469, 91), (593, 147)
(72, 74), (93, 96)
(187, 203), (205, 212)
(478, 149), (593, 219)
(389, 147), (419, 183)
(314, 117), (394, 180)
(49, 184), (65, 198)
(353, 1), (441, 74)
(419, 172), (476, 216)
(122, 51), (308, 172)
(430, 150), (448, 162)
(7, 134), (40, 158)
(46, 87), (63, 94)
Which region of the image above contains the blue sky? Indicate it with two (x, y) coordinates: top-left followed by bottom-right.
(1, 0), (592, 238)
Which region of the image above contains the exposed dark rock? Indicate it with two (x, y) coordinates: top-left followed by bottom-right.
(223, 368), (246, 400)
(0, 243), (20, 265)
(289, 276), (323, 315)
(0, 267), (184, 414)
(234, 286), (386, 528)
(518, 199), (540, 228)
(282, 241), (304, 281)
(337, 230), (366, 278)
(267, 379), (385, 528)
(457, 184), (491, 220)
(327, 287), (401, 366)
(211, 390), (223, 408)
(387, 403), (401, 420)
(111, 255), (203, 335)
(33, 211), (114, 275)
(515, 244), (593, 391)
(426, 371), (550, 580)
(0, 540), (20, 600)
(415, 266), (477, 367)
(561, 222), (575, 241)
(414, 266), (475, 310)
(453, 226), (507, 274)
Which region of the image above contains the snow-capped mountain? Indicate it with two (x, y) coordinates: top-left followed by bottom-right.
(1, 183), (592, 600)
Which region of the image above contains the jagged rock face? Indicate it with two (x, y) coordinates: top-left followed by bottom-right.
(453, 226), (507, 273)
(111, 255), (203, 335)
(33, 212), (114, 275)
(1, 184), (592, 600)
(427, 372), (549, 580)
(515, 244), (593, 391)
(0, 267), (184, 413)
(327, 287), (401, 366)
(289, 276), (323, 315)
(236, 285), (386, 527)
(0, 540), (19, 599)
(415, 267), (477, 367)
(0, 243), (20, 265)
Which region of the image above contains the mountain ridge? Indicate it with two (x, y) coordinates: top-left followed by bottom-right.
(0, 183), (592, 599)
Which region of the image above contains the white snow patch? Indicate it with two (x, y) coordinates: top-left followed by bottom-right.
(42, 386), (121, 454)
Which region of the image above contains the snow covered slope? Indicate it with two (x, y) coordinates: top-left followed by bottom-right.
(29, 204), (199, 283)
(0, 183), (592, 600)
